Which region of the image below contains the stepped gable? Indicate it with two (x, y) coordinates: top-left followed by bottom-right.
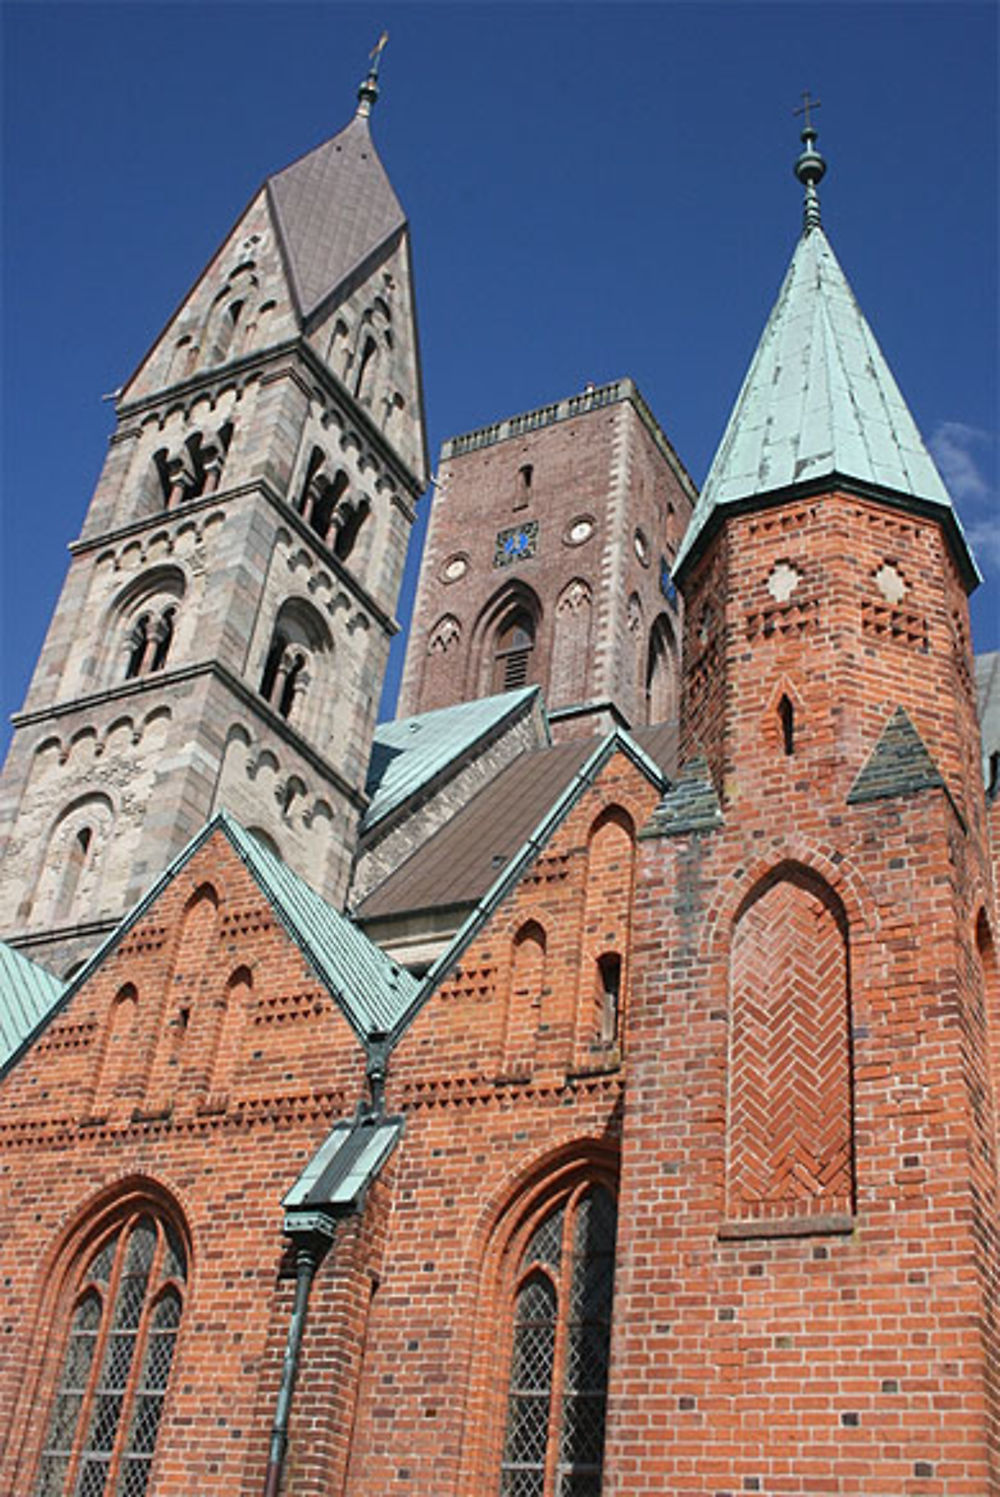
(268, 112), (406, 321)
(1, 813), (418, 1078)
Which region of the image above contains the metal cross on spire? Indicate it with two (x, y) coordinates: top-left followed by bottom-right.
(793, 90), (827, 234)
(357, 31), (389, 118)
(794, 90), (822, 133)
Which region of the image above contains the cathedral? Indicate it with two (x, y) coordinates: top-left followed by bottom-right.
(1, 51), (999, 1497)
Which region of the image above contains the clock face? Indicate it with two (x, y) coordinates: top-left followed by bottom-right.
(494, 520), (539, 568)
(441, 554), (468, 582)
(565, 516), (595, 546)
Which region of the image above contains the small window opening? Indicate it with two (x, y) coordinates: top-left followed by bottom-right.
(313, 471), (349, 544)
(150, 607), (176, 672)
(778, 694), (795, 756)
(988, 750), (1000, 799)
(125, 615), (150, 679)
(495, 616), (534, 692)
(354, 335), (378, 400)
(333, 495), (370, 561)
(297, 447), (327, 517)
(260, 631), (289, 703)
(597, 953), (622, 1044)
(278, 653), (307, 720)
(55, 825), (94, 919)
(514, 463), (533, 511)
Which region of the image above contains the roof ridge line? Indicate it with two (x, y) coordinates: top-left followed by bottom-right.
(386, 728), (663, 1048)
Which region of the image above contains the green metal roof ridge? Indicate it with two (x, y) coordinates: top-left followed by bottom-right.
(0, 941), (66, 1070)
(0, 812), (419, 1080)
(216, 813), (419, 1041)
(364, 686), (546, 832)
(674, 225), (978, 585)
(386, 727), (667, 1047)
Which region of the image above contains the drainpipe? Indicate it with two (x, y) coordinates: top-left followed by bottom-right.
(263, 1232), (327, 1497)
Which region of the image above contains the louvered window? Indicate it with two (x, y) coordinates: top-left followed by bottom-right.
(34, 1213), (186, 1497)
(500, 1185), (617, 1497)
(494, 612), (535, 694)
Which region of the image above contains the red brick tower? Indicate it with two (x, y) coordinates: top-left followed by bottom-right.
(609, 121), (1000, 1493)
(398, 380), (695, 739)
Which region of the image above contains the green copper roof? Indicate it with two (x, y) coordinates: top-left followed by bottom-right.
(674, 223), (978, 584)
(0, 815), (418, 1078)
(0, 942), (64, 1068)
(216, 814), (419, 1039)
(364, 687), (543, 831)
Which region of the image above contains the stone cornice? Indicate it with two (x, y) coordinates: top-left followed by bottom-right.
(10, 662), (370, 812)
(68, 480), (399, 637)
(115, 337), (426, 499)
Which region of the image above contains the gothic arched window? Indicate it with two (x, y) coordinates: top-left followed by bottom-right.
(499, 1182), (617, 1497)
(644, 613), (678, 725)
(33, 1210), (187, 1497)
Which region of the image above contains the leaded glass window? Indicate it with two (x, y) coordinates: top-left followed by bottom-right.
(34, 1212), (186, 1497)
(500, 1184), (617, 1497)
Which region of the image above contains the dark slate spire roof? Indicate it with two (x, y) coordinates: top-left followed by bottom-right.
(674, 140), (978, 587)
(267, 113), (406, 321)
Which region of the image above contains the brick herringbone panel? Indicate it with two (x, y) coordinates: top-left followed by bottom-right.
(728, 877), (852, 1219)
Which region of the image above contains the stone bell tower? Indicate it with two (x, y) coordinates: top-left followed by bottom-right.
(0, 53), (428, 977)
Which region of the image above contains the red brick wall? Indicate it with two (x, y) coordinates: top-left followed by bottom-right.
(399, 398), (690, 734)
(0, 835), (370, 1497)
(607, 491), (1000, 1493)
(339, 751), (662, 1496)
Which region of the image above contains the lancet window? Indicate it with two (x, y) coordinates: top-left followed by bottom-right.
(33, 1209), (187, 1497)
(499, 1182), (617, 1497)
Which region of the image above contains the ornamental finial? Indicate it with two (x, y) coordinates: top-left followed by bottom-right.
(793, 91), (826, 234)
(357, 31), (388, 118)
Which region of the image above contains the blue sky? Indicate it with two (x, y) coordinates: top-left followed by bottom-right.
(1, 1), (997, 754)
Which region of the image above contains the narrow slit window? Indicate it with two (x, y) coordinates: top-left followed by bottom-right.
(597, 953), (622, 1045)
(778, 694), (795, 756)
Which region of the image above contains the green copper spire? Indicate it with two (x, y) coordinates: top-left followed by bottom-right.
(793, 92), (826, 233)
(356, 30), (388, 118)
(672, 109), (979, 589)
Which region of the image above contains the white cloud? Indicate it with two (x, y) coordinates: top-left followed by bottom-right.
(929, 422), (999, 576)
